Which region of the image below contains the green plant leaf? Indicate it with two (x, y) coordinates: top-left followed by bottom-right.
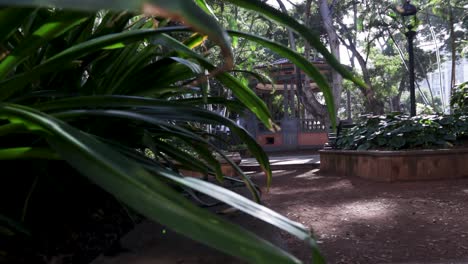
(0, 103), (301, 263)
(0, 7), (35, 44)
(151, 33), (276, 132)
(194, 0), (218, 20)
(34, 95), (272, 189)
(0, 11), (88, 79)
(0, 147), (59, 160)
(1, 0), (234, 77)
(0, 27), (180, 99)
(143, 163), (323, 261)
(50, 108), (262, 202)
(0, 214), (30, 236)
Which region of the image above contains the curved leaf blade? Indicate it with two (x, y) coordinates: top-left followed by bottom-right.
(0, 11), (88, 78)
(0, 103), (300, 264)
(151, 33), (276, 132)
(0, 0), (234, 78)
(34, 95), (272, 189)
(0, 27), (180, 99)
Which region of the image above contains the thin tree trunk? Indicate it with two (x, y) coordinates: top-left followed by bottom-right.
(276, 0), (329, 123)
(448, 1), (456, 92)
(392, 78), (406, 112)
(319, 0), (343, 116)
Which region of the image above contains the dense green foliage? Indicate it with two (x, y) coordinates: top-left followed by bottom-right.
(336, 113), (468, 150)
(451, 81), (468, 113)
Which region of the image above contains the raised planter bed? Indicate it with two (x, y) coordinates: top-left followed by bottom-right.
(319, 148), (468, 182)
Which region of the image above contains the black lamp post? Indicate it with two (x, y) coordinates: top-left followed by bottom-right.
(398, 0), (418, 116)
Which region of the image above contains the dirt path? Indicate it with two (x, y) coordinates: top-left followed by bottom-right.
(251, 169), (468, 264)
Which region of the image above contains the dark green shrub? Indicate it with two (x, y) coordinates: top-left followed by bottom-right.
(336, 113), (468, 150)
(450, 81), (468, 113)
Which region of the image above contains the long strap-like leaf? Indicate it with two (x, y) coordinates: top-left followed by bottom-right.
(0, 11), (88, 79)
(0, 103), (301, 264)
(0, 27), (179, 99)
(0, 7), (35, 44)
(0, 0), (233, 80)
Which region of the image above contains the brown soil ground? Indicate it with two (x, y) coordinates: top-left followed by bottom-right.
(250, 169), (468, 264)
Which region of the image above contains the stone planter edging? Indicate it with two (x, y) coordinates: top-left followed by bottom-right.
(319, 148), (468, 182)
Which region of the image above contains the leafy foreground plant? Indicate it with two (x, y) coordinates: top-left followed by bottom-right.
(0, 1), (367, 263)
(335, 113), (468, 150)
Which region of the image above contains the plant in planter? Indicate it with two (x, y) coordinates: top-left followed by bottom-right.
(335, 113), (468, 150)
(324, 85), (468, 182)
(0, 1), (367, 263)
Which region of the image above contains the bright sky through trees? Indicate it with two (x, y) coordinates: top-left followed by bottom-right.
(267, 0), (302, 9)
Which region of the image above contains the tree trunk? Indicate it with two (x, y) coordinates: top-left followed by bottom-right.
(276, 0), (329, 124)
(336, 18), (384, 114)
(391, 78), (406, 112)
(448, 1), (456, 92)
(319, 0), (343, 115)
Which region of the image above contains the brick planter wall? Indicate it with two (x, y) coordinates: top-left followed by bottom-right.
(319, 149), (468, 182)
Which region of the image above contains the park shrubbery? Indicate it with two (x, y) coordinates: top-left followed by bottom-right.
(336, 82), (468, 151)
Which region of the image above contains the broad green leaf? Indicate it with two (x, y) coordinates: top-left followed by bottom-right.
(152, 33), (276, 133)
(183, 33), (208, 49)
(145, 136), (211, 176)
(0, 0), (234, 77)
(169, 57), (203, 75)
(194, 0), (218, 20)
(230, 70), (272, 86)
(34, 95), (272, 189)
(0, 103), (300, 263)
(122, 58), (200, 95)
(0, 147), (59, 160)
(0, 7), (35, 44)
(142, 163), (324, 263)
(0, 11), (89, 78)
(49, 108), (261, 202)
(0, 214), (30, 236)
(0, 28), (178, 99)
(143, 1), (234, 74)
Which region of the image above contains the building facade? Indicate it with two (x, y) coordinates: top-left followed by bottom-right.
(419, 57), (468, 111)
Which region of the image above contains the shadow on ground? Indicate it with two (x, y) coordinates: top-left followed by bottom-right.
(250, 169), (468, 264)
(92, 168), (468, 264)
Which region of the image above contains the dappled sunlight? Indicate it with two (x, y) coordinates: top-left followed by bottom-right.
(269, 178), (354, 194)
(337, 199), (396, 220)
(240, 154), (319, 167)
(293, 169), (322, 179)
(268, 156), (319, 165)
(271, 169), (297, 176)
(280, 198), (397, 237)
